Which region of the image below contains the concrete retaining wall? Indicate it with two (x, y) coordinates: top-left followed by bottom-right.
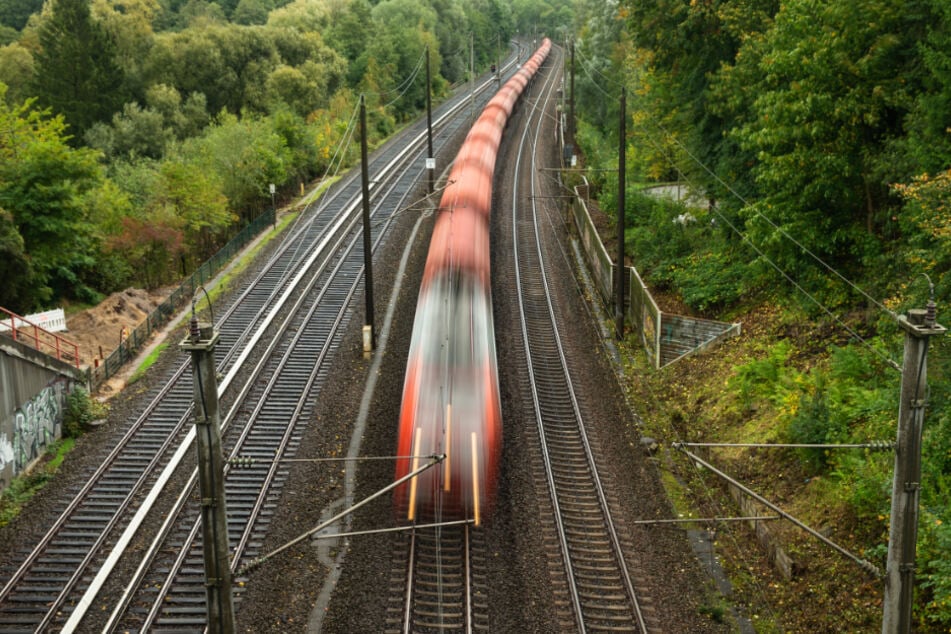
(0, 340), (81, 488)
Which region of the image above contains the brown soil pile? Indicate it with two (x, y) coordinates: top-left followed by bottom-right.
(65, 288), (171, 370)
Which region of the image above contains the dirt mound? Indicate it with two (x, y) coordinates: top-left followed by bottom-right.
(65, 288), (171, 368)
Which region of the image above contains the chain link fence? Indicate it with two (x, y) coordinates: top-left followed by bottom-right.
(87, 209), (276, 390)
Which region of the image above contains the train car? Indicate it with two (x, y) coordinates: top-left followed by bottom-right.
(395, 39), (552, 525)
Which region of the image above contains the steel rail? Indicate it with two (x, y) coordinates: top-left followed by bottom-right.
(0, 66), (512, 634)
(511, 48), (647, 633)
(95, 62), (522, 633)
(131, 117), (431, 631)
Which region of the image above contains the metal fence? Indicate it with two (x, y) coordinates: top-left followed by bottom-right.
(570, 184), (663, 366)
(569, 181), (738, 369)
(87, 209), (276, 389)
(0, 307), (81, 369)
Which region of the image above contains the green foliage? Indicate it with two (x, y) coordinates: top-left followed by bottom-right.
(0, 0), (44, 31)
(920, 515), (951, 625)
(0, 91), (113, 310)
(0, 438), (73, 528)
(0, 206), (33, 309)
(667, 249), (751, 312)
(730, 339), (794, 411)
(31, 0), (127, 142)
(0, 43), (34, 104)
(0, 468), (50, 527)
(0, 0), (541, 310)
(63, 386), (107, 437)
(182, 111), (288, 222)
(788, 381), (833, 472)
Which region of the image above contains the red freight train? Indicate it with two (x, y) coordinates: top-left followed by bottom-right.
(394, 39), (552, 525)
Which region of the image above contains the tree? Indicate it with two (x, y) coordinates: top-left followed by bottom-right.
(898, 0), (951, 174)
(714, 0), (928, 294)
(0, 207), (33, 310)
(152, 159), (232, 260)
(85, 101), (171, 160)
(0, 43), (34, 105)
(180, 111), (289, 223)
(31, 0), (127, 143)
(0, 0), (44, 31)
(0, 91), (109, 308)
(232, 0), (273, 25)
(91, 0), (159, 98)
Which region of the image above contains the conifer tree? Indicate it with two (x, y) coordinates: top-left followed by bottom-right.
(32, 0), (125, 143)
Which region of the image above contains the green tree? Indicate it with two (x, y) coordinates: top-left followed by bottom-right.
(91, 0), (159, 98)
(898, 0), (951, 174)
(152, 159), (232, 259)
(232, 0), (274, 25)
(0, 93), (108, 308)
(0, 44), (34, 105)
(0, 207), (33, 310)
(717, 0), (928, 295)
(0, 0), (43, 31)
(364, 0), (439, 119)
(180, 111), (289, 222)
(31, 0), (127, 143)
(85, 102), (171, 160)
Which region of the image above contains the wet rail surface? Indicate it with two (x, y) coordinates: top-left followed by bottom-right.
(0, 58), (519, 634)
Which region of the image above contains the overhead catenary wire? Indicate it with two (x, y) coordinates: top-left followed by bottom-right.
(655, 123), (900, 322)
(378, 51), (427, 110)
(675, 443), (883, 578)
(571, 40), (903, 368)
(636, 125), (902, 371)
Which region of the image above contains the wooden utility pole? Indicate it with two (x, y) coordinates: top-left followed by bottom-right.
(615, 88), (626, 340)
(180, 316), (235, 634)
(883, 302), (945, 633)
(359, 95), (375, 352)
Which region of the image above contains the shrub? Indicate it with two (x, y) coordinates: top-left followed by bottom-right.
(62, 386), (107, 438)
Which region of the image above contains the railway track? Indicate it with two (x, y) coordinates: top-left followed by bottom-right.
(508, 47), (652, 633)
(385, 523), (489, 634)
(0, 58), (519, 634)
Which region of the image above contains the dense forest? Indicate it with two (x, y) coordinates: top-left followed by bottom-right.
(569, 0), (951, 630)
(0, 0), (568, 313)
(4, 0), (951, 629)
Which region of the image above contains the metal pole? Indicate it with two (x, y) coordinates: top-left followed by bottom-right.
(269, 182), (276, 229)
(180, 318), (235, 634)
(882, 305), (945, 633)
(569, 40), (575, 143)
(469, 33), (475, 121)
(426, 47), (434, 196)
(615, 88), (626, 340)
(359, 95), (375, 351)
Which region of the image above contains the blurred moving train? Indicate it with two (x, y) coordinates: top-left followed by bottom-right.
(394, 38), (552, 525)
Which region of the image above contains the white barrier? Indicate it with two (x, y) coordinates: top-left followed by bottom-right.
(0, 308), (67, 333)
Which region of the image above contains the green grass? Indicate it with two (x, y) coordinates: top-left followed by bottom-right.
(0, 438), (74, 527)
(127, 342), (169, 385)
(173, 205), (311, 331)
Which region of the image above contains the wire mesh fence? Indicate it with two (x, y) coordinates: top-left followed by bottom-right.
(87, 209), (276, 389)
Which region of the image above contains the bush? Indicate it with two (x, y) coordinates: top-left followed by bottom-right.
(788, 379), (834, 473)
(62, 386), (107, 438)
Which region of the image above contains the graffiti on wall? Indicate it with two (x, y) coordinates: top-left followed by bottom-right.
(1, 379), (67, 485)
